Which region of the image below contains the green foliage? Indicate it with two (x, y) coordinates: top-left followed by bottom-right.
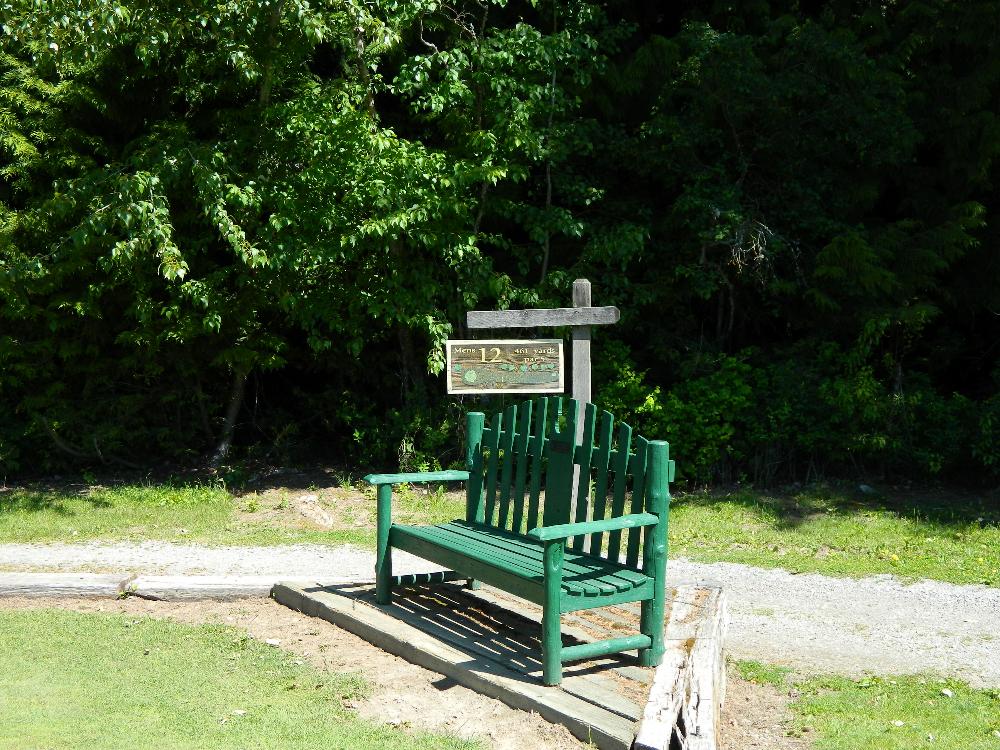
(598, 346), (755, 482)
(0, 0), (998, 484)
(600, 343), (983, 483)
(973, 392), (1000, 474)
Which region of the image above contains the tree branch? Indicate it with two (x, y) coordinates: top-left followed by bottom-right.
(39, 417), (142, 469)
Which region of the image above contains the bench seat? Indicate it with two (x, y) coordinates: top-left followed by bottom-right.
(392, 520), (654, 611)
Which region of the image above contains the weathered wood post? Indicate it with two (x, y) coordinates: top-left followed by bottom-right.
(461, 279), (618, 520)
(570, 279), (591, 507)
(571, 278), (592, 411)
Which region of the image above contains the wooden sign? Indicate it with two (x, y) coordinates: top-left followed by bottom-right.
(446, 339), (564, 394)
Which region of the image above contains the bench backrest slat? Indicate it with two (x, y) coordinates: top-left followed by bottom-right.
(543, 397), (577, 527)
(604, 422), (633, 562)
(525, 397), (549, 531)
(570, 403), (598, 552)
(466, 397), (670, 570)
(624, 436), (650, 568)
(509, 400), (534, 534)
(588, 410), (615, 553)
(465, 412), (486, 524)
(482, 416), (502, 524)
(495, 404), (518, 528)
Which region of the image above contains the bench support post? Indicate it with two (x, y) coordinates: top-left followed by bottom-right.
(542, 539), (564, 686)
(376, 483), (393, 604)
(639, 441), (670, 666)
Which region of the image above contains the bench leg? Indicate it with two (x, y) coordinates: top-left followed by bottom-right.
(638, 598), (664, 666)
(375, 484), (392, 605)
(542, 540), (564, 686)
(640, 442), (670, 667)
(639, 543), (667, 667)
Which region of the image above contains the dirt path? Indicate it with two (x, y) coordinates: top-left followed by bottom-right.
(3, 541), (999, 687)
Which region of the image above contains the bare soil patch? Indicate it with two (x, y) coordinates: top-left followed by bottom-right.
(234, 471), (468, 534)
(236, 481), (373, 531)
(720, 669), (811, 750)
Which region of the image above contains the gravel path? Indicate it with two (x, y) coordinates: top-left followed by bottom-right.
(2, 541), (998, 687)
(668, 559), (1000, 688)
(0, 540), (433, 579)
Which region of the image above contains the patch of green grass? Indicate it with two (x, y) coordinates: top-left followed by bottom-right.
(0, 608), (480, 750)
(790, 673), (1000, 750)
(393, 483), (468, 526)
(732, 660), (1000, 749)
(0, 481), (468, 547)
(0, 484), (237, 544)
(669, 485), (1000, 586)
(0, 483), (335, 546)
(735, 659), (793, 687)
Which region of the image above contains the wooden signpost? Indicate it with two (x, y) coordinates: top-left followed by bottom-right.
(462, 279), (619, 407)
(460, 279), (619, 516)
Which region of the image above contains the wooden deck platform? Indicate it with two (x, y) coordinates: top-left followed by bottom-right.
(273, 580), (726, 750)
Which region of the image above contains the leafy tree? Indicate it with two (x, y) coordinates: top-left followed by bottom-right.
(1, 0), (998, 483)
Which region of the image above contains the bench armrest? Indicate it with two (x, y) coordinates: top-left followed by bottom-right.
(364, 470), (470, 486)
(527, 512), (659, 542)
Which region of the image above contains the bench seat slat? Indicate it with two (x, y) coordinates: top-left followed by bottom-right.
(441, 524), (650, 597)
(399, 523), (623, 596)
(395, 524), (542, 580)
(392, 521), (651, 598)
(390, 532), (545, 605)
(435, 521), (646, 592)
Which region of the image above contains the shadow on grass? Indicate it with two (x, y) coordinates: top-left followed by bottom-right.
(673, 482), (1000, 531)
(0, 488), (112, 516)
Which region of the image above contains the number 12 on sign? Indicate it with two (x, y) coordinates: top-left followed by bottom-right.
(446, 339), (565, 394)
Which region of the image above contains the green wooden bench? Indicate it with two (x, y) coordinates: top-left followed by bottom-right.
(364, 396), (674, 686)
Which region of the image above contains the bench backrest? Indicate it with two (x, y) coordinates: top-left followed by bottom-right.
(464, 397), (674, 568)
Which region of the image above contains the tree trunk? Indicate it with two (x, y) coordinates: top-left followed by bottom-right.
(258, 0), (284, 106)
(211, 370), (248, 466)
(397, 325), (427, 407)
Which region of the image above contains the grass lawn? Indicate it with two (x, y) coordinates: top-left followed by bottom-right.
(0, 480), (466, 549)
(670, 485), (999, 586)
(737, 661), (1000, 750)
(0, 608), (479, 750)
(1, 479), (997, 586)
